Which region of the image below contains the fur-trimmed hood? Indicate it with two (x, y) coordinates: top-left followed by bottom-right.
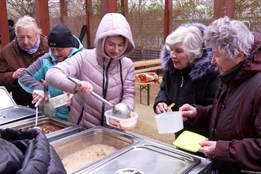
(160, 23), (218, 81)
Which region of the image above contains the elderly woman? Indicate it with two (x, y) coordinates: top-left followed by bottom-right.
(179, 17), (261, 173)
(154, 23), (219, 137)
(0, 15), (48, 108)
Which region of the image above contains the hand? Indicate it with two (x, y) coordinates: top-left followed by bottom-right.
(40, 79), (47, 88)
(32, 90), (44, 107)
(199, 140), (216, 158)
(12, 68), (26, 79)
(179, 104), (197, 121)
(75, 81), (93, 93)
(156, 102), (168, 114)
(64, 93), (74, 106)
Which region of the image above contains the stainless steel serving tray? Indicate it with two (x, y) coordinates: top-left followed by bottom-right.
(79, 131), (212, 174)
(50, 127), (140, 174)
(0, 86), (37, 125)
(0, 116), (82, 142)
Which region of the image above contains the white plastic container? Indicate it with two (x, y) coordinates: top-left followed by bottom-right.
(49, 93), (69, 108)
(155, 111), (183, 134)
(105, 109), (138, 130)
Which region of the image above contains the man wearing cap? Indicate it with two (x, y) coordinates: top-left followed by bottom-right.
(18, 23), (84, 121)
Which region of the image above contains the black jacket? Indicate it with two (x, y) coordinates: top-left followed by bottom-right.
(0, 128), (66, 174)
(153, 24), (219, 137)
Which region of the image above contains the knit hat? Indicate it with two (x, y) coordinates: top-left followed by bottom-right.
(48, 24), (77, 48)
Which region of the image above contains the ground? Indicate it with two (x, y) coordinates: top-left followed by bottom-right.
(129, 82), (175, 145)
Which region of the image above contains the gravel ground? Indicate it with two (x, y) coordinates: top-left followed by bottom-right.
(129, 82), (175, 145)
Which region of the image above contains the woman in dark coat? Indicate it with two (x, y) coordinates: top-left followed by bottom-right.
(154, 23), (219, 137)
(180, 16), (261, 173)
(0, 128), (66, 174)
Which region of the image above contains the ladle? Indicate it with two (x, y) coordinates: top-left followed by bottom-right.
(67, 76), (131, 118)
(33, 107), (41, 130)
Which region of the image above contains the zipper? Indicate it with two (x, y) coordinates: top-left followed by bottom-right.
(180, 75), (184, 87)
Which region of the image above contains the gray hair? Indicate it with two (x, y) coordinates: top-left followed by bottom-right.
(165, 24), (204, 62)
(15, 15), (42, 35)
(204, 16), (254, 59)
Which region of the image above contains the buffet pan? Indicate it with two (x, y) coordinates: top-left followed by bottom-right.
(50, 127), (140, 174)
(0, 86), (36, 125)
(0, 116), (82, 142)
(77, 129), (212, 174)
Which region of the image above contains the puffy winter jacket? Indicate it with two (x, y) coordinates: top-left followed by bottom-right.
(0, 128), (66, 174)
(46, 13), (135, 128)
(18, 36), (84, 121)
(154, 23), (219, 137)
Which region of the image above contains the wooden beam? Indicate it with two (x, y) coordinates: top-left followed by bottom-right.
(121, 0), (128, 18)
(0, 0), (10, 48)
(226, 0), (235, 19)
(101, 0), (117, 16)
(35, 0), (50, 36)
(85, 0), (92, 48)
(60, 0), (68, 23)
(164, 0), (172, 40)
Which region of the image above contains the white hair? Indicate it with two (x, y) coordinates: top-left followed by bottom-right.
(204, 16), (254, 59)
(165, 25), (204, 62)
(15, 15), (42, 35)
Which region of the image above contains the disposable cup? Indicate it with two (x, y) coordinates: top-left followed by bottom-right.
(155, 111), (183, 134)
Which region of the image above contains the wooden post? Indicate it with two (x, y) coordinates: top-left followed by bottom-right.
(121, 0), (128, 18)
(226, 0), (235, 19)
(60, 0), (68, 23)
(214, 0), (234, 19)
(35, 0), (50, 36)
(164, 0), (172, 40)
(85, 0), (92, 48)
(101, 0), (117, 16)
(0, 0), (10, 48)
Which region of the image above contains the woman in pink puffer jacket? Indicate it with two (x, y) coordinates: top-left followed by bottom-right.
(46, 13), (135, 128)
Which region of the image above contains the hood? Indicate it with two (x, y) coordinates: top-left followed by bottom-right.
(94, 13), (135, 61)
(160, 46), (217, 80)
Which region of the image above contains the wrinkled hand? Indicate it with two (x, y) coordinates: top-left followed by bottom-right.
(75, 81), (93, 93)
(179, 104), (197, 121)
(32, 90), (44, 107)
(199, 140), (216, 158)
(156, 102), (168, 114)
(12, 68), (26, 79)
(64, 93), (74, 106)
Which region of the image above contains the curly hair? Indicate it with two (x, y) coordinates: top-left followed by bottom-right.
(15, 15), (42, 36)
(204, 16), (254, 59)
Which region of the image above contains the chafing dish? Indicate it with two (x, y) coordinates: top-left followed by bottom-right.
(0, 116), (82, 142)
(0, 86), (36, 125)
(51, 127), (140, 174)
(80, 137), (211, 174)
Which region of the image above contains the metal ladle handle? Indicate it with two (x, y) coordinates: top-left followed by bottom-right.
(91, 91), (114, 107)
(67, 76), (114, 107)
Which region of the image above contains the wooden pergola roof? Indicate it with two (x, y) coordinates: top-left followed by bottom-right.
(0, 0), (234, 49)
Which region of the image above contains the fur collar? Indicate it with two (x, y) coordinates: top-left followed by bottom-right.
(160, 45), (218, 80)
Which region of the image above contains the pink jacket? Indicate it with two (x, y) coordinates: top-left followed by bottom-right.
(46, 13), (135, 128)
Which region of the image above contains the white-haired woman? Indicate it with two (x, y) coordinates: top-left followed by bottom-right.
(0, 15), (48, 108)
(154, 23), (219, 138)
(179, 16), (261, 173)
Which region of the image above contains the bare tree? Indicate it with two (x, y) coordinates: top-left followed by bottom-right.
(7, 0), (35, 19)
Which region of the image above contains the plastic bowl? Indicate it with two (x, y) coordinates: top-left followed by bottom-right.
(105, 109), (138, 130)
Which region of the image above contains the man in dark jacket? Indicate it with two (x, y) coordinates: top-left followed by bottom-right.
(180, 16), (261, 173)
(0, 128), (66, 174)
(8, 19), (16, 41)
